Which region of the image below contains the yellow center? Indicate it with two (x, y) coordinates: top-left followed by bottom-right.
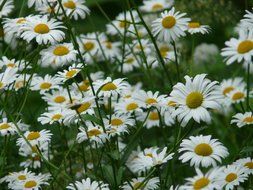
(27, 132), (40, 140)
(77, 102), (91, 113)
(119, 21), (130, 29)
(145, 98), (157, 105)
(186, 92), (203, 109)
(79, 80), (90, 91)
(15, 81), (24, 89)
(193, 177), (210, 190)
(162, 16), (176, 29)
(52, 114), (63, 120)
(17, 18), (26, 24)
(40, 82), (52, 89)
(88, 129), (101, 137)
(7, 63), (15, 67)
(83, 42), (95, 51)
(146, 153), (153, 158)
(34, 24), (50, 34)
(18, 175), (26, 180)
(24, 180), (37, 188)
(243, 116), (253, 123)
(188, 22), (200, 28)
(63, 0), (76, 9)
(101, 82), (117, 91)
(194, 143), (213, 156)
(66, 70), (77, 78)
(151, 3), (164, 11)
(232, 92), (244, 101)
(53, 46), (69, 56)
(225, 173), (237, 183)
(160, 46), (170, 58)
(133, 182), (144, 190)
(105, 41), (112, 49)
(168, 101), (177, 107)
(54, 96), (66, 103)
(245, 162), (253, 169)
(126, 58), (134, 64)
(111, 118), (123, 126)
(223, 86), (234, 95)
(0, 123), (11, 130)
(237, 40), (253, 54)
(148, 112), (159, 120)
(126, 103), (138, 111)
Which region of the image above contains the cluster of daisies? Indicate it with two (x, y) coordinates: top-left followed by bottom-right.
(1, 0), (253, 189)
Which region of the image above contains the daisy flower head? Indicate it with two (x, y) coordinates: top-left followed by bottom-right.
(42, 88), (70, 107)
(67, 178), (109, 190)
(115, 98), (144, 114)
(93, 77), (129, 98)
(132, 39), (152, 55)
(137, 110), (160, 129)
(106, 11), (139, 36)
(121, 177), (159, 190)
(38, 109), (73, 125)
(27, 0), (53, 8)
(234, 157), (253, 175)
(133, 90), (165, 108)
(231, 112), (253, 128)
(152, 7), (190, 42)
(181, 167), (221, 190)
(78, 33), (100, 55)
(187, 22), (211, 35)
(62, 0), (90, 20)
(0, 0), (14, 18)
(13, 173), (50, 190)
(227, 87), (246, 104)
(221, 29), (253, 65)
(0, 67), (18, 90)
(217, 165), (249, 190)
(0, 118), (17, 136)
(76, 123), (107, 145)
(40, 43), (77, 68)
(57, 63), (83, 82)
(140, 0), (174, 13)
(241, 9), (253, 30)
(17, 129), (52, 147)
(120, 53), (140, 73)
(30, 74), (61, 94)
(20, 15), (65, 45)
(151, 147), (174, 166)
(104, 113), (134, 136)
(3, 17), (28, 37)
(178, 135), (229, 168)
(0, 56), (28, 70)
(220, 77), (246, 97)
(170, 74), (222, 127)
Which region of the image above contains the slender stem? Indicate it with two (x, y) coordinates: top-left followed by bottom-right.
(246, 62), (251, 111)
(172, 41), (180, 81)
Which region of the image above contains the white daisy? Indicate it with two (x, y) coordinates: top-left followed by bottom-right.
(40, 43), (77, 68)
(38, 109), (72, 125)
(0, 0), (14, 18)
(227, 87), (246, 104)
(231, 112), (253, 128)
(62, 0), (90, 20)
(178, 135), (229, 167)
(121, 177), (159, 190)
(20, 15), (65, 45)
(217, 165), (249, 190)
(119, 53), (140, 73)
(0, 56), (28, 70)
(234, 157), (253, 175)
(187, 22), (211, 34)
(67, 178), (109, 190)
(152, 7), (190, 42)
(140, 0), (174, 13)
(221, 30), (253, 65)
(170, 74), (222, 127)
(57, 63), (83, 82)
(220, 77), (246, 97)
(0, 67), (18, 90)
(115, 98), (144, 114)
(133, 90), (165, 108)
(0, 118), (17, 136)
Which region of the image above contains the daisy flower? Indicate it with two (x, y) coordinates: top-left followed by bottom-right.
(121, 177), (159, 190)
(241, 9), (253, 30)
(93, 77), (128, 98)
(132, 39), (151, 54)
(38, 109), (73, 125)
(152, 7), (190, 42)
(57, 63), (83, 82)
(0, 0), (14, 18)
(20, 15), (65, 45)
(187, 22), (211, 34)
(227, 87), (246, 104)
(42, 88), (70, 107)
(231, 112), (253, 128)
(78, 33), (100, 55)
(62, 0), (90, 20)
(13, 173), (51, 190)
(115, 98), (144, 114)
(178, 135), (229, 168)
(67, 178), (109, 190)
(220, 77), (246, 97)
(140, 0), (174, 13)
(137, 110), (160, 129)
(103, 113), (134, 136)
(0, 118), (17, 136)
(133, 90), (165, 108)
(234, 157), (253, 175)
(76, 123), (107, 145)
(170, 74), (222, 127)
(3, 17), (27, 37)
(27, 0), (51, 8)
(40, 43), (77, 68)
(106, 11), (139, 36)
(120, 53), (140, 73)
(0, 67), (18, 90)
(181, 168), (221, 190)
(0, 56), (28, 70)
(157, 42), (175, 61)
(221, 30), (253, 65)
(30, 74), (61, 94)
(17, 129), (52, 147)
(151, 147), (174, 166)
(217, 165), (249, 190)
(14, 74), (31, 91)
